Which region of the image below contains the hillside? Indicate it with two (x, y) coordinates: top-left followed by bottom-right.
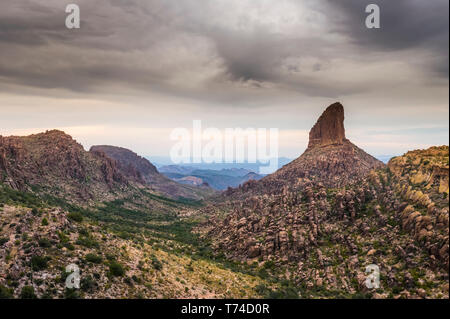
(0, 108), (447, 299)
(224, 103), (384, 198)
(0, 130), (128, 203)
(199, 104), (449, 299)
(90, 145), (214, 200)
(160, 166), (264, 190)
(0, 186), (274, 299)
(0, 131), (282, 299)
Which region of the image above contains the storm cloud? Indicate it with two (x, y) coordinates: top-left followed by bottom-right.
(0, 0), (447, 101)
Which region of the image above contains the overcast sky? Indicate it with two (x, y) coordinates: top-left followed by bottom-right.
(0, 0), (448, 159)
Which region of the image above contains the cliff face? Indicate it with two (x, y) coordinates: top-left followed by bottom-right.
(281, 102), (383, 188)
(226, 102), (384, 197)
(90, 145), (214, 200)
(200, 104), (449, 298)
(0, 131), (213, 203)
(90, 145), (157, 184)
(308, 102), (346, 149)
(0, 130), (128, 202)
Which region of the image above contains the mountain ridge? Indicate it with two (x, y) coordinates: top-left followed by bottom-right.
(225, 102), (384, 198)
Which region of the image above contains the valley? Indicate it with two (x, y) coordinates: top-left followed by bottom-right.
(0, 103), (448, 299)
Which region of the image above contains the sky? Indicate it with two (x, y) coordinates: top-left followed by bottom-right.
(0, 0), (448, 160)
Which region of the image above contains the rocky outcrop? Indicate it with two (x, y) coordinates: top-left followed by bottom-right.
(90, 145), (158, 183)
(308, 102), (346, 149)
(201, 104), (449, 299)
(90, 145), (214, 200)
(0, 130), (129, 202)
(226, 102), (384, 197)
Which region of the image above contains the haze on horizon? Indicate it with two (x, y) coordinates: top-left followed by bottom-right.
(0, 0), (448, 159)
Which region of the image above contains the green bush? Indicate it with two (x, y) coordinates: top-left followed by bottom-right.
(85, 253), (102, 264)
(64, 288), (80, 299)
(38, 238), (52, 248)
(76, 235), (99, 249)
(67, 212), (83, 223)
(109, 261), (125, 277)
(20, 286), (37, 299)
(31, 255), (49, 271)
(81, 275), (97, 292)
(0, 237), (8, 246)
(151, 256), (163, 271)
(41, 218), (49, 226)
(0, 285), (13, 299)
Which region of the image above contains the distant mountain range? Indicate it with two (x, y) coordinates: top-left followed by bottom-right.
(159, 166), (264, 190)
(0, 131), (214, 203)
(0, 102), (447, 299)
(147, 155), (394, 169)
(146, 157), (293, 172)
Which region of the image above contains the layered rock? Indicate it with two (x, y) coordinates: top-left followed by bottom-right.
(308, 102), (346, 149)
(201, 146), (449, 298)
(0, 131), (212, 203)
(227, 102), (384, 197)
(201, 104), (449, 298)
(90, 145), (157, 184)
(90, 145), (214, 200)
(0, 130), (128, 202)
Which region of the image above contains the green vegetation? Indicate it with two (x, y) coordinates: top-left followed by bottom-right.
(31, 255), (49, 271)
(67, 212), (83, 222)
(20, 286), (37, 299)
(151, 256), (163, 271)
(0, 285), (13, 299)
(0, 237), (8, 246)
(109, 261), (125, 277)
(85, 253), (103, 264)
(38, 237), (52, 248)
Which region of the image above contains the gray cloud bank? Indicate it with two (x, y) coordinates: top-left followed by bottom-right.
(0, 0), (448, 106)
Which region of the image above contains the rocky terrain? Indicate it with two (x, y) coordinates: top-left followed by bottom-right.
(224, 103), (384, 199)
(0, 131), (213, 205)
(0, 130), (128, 203)
(200, 103), (449, 299)
(0, 103), (448, 299)
(160, 166), (264, 190)
(0, 199), (271, 299)
(90, 145), (213, 200)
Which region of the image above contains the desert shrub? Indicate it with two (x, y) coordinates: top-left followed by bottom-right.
(85, 253), (102, 264)
(31, 255), (49, 271)
(38, 238), (52, 248)
(255, 284), (269, 296)
(0, 237), (8, 246)
(0, 285), (13, 299)
(109, 261), (125, 277)
(20, 286), (37, 299)
(63, 242), (75, 250)
(131, 275), (141, 283)
(67, 212), (83, 223)
(76, 235), (99, 249)
(41, 218), (49, 226)
(151, 256), (163, 271)
(123, 277), (133, 286)
(257, 268), (269, 279)
(64, 288), (80, 299)
(81, 275), (97, 292)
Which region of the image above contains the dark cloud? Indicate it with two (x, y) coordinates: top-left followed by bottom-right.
(0, 0), (447, 104)
(318, 0), (449, 77)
